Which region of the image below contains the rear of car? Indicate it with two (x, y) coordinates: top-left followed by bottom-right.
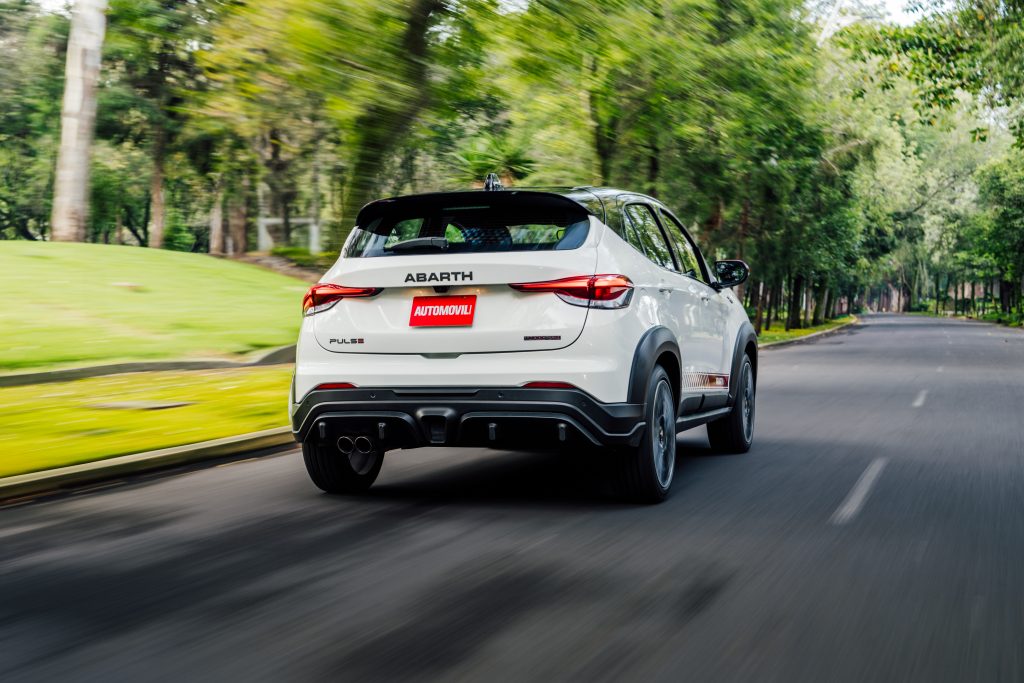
(291, 190), (652, 477)
(303, 191), (604, 358)
(291, 187), (757, 503)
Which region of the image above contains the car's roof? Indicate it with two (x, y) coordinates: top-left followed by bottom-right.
(499, 185), (656, 202)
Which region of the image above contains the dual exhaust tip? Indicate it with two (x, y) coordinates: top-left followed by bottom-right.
(337, 435), (374, 455)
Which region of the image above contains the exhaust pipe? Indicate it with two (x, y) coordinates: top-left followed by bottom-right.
(337, 436), (355, 455)
(354, 436), (374, 454)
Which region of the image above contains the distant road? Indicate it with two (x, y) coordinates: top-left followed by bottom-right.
(3, 315), (1024, 682)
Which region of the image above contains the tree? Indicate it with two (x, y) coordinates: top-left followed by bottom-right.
(0, 1), (67, 241)
(101, 0), (221, 248)
(50, 0), (108, 242)
(976, 151), (1024, 316)
(845, 0), (1024, 141)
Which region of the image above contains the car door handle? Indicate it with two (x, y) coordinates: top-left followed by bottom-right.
(658, 287), (672, 294)
(700, 293), (711, 303)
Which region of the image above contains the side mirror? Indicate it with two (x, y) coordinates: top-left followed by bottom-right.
(714, 260), (749, 289)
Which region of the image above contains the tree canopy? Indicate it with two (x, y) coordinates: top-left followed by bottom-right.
(2, 0), (1023, 327)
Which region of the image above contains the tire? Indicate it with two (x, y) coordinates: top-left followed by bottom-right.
(617, 365), (677, 504)
(707, 354), (755, 454)
(302, 440), (383, 494)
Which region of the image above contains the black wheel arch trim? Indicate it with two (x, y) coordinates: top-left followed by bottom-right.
(729, 321), (758, 405)
(627, 326), (682, 406)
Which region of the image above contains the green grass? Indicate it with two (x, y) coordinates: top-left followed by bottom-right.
(0, 367), (292, 477)
(0, 242), (310, 371)
(758, 315), (854, 345)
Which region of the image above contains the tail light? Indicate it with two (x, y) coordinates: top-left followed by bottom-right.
(302, 283), (380, 316)
(510, 274), (633, 309)
(523, 381), (578, 389)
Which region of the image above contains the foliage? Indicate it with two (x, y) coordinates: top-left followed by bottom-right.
(448, 133), (536, 186)
(270, 245), (337, 271)
(1, 0), (1022, 322)
(843, 0), (1024, 140)
(976, 151), (1024, 298)
(0, 1), (65, 240)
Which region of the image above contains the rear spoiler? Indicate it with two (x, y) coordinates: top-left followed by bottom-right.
(355, 191), (599, 228)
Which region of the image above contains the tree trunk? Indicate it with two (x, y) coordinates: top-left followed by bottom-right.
(282, 199), (291, 245)
(148, 132), (166, 248)
(209, 186), (224, 255)
(787, 274), (804, 330)
(310, 150), (322, 253)
(337, 0), (443, 246)
(812, 286), (828, 326)
(228, 177), (249, 256)
(802, 282), (811, 328)
(753, 280), (764, 334)
(50, 0), (108, 242)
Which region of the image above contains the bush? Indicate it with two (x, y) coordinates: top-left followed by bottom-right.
(271, 246), (337, 270)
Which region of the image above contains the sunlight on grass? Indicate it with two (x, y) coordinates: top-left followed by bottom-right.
(0, 367), (293, 477)
(758, 316), (854, 345)
(0, 242), (310, 370)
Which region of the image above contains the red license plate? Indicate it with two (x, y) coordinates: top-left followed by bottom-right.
(409, 295), (477, 327)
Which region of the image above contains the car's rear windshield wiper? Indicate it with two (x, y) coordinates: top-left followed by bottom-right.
(386, 237), (449, 253)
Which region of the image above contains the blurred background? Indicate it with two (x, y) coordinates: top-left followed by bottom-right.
(0, 0), (1022, 469)
(3, 3), (1024, 680)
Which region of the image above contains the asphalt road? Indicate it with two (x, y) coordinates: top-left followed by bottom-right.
(3, 314), (1024, 682)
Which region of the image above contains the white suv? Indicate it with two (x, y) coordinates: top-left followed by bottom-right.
(291, 186), (757, 502)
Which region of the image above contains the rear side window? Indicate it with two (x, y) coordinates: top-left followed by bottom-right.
(345, 199), (590, 258)
(624, 204), (675, 270)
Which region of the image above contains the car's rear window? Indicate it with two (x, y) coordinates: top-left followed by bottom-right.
(343, 195), (590, 258)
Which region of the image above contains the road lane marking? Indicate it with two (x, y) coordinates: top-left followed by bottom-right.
(912, 390), (928, 408)
(831, 458), (888, 525)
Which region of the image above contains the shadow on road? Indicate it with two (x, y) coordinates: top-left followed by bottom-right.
(362, 431), (725, 508)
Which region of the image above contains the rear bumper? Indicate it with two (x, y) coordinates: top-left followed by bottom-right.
(291, 387), (645, 450)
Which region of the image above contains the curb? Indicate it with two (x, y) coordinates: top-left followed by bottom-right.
(0, 426), (295, 504)
(0, 345), (296, 388)
(760, 316), (860, 349)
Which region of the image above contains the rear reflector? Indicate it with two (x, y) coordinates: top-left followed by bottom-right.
(303, 284), (381, 316)
(314, 382), (357, 390)
(510, 274), (633, 309)
(523, 381), (577, 389)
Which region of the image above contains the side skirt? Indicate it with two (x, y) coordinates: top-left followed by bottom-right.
(676, 407), (731, 432)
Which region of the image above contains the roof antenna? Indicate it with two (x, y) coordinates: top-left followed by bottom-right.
(484, 173), (503, 191)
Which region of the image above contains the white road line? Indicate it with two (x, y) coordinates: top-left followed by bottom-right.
(830, 458), (888, 525)
(912, 389), (928, 408)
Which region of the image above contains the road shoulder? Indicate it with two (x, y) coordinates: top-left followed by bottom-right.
(760, 315), (860, 349)
(0, 427), (293, 505)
